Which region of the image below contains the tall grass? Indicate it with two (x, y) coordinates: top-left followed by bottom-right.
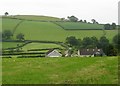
(2, 57), (118, 84)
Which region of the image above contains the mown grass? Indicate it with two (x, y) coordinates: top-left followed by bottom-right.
(2, 56), (118, 84)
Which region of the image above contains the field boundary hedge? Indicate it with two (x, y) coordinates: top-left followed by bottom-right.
(2, 40), (67, 50)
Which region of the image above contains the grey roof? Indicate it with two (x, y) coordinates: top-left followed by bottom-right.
(79, 49), (104, 55)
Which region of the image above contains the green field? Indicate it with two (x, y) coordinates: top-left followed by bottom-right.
(2, 56), (118, 84)
(2, 18), (21, 31)
(55, 22), (104, 30)
(2, 17), (118, 42)
(1, 15), (118, 50)
(1, 15), (119, 84)
(22, 43), (64, 51)
(2, 42), (23, 49)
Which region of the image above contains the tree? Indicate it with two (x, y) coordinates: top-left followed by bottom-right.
(82, 37), (93, 48)
(113, 34), (120, 52)
(16, 33), (25, 41)
(96, 22), (99, 24)
(84, 20), (87, 23)
(79, 20), (83, 22)
(106, 44), (117, 56)
(111, 23), (116, 29)
(67, 16), (78, 22)
(2, 30), (13, 40)
(5, 12), (9, 16)
(98, 36), (109, 55)
(91, 36), (98, 47)
(91, 19), (96, 24)
(104, 24), (111, 30)
(66, 36), (79, 47)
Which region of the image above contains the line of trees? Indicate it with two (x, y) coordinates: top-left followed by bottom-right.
(1, 30), (25, 41)
(61, 15), (117, 30)
(61, 15), (99, 24)
(65, 35), (119, 56)
(104, 23), (117, 30)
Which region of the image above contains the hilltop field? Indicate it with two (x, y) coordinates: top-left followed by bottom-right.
(1, 15), (118, 50)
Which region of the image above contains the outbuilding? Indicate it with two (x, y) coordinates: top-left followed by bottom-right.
(46, 49), (62, 57)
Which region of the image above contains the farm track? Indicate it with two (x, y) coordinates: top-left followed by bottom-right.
(12, 20), (24, 35)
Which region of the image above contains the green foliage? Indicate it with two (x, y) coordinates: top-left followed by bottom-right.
(111, 23), (116, 29)
(5, 12), (9, 16)
(16, 33), (24, 41)
(65, 36), (118, 56)
(65, 35), (119, 56)
(2, 30), (13, 40)
(79, 20), (83, 22)
(67, 15), (78, 22)
(91, 36), (98, 46)
(98, 36), (109, 55)
(82, 37), (93, 48)
(66, 36), (79, 47)
(104, 23), (117, 30)
(91, 19), (98, 24)
(113, 34), (120, 52)
(78, 36), (98, 48)
(106, 44), (118, 56)
(84, 20), (87, 23)
(104, 24), (111, 30)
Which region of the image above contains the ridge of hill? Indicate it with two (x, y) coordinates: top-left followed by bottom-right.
(2, 15), (62, 21)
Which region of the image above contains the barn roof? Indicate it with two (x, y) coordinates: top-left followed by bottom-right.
(46, 49), (62, 57)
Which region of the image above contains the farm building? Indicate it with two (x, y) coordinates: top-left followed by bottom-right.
(78, 48), (105, 57)
(46, 49), (62, 57)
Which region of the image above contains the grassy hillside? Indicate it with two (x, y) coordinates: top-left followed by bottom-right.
(2, 18), (21, 31)
(2, 17), (117, 42)
(1, 16), (118, 49)
(2, 42), (23, 49)
(2, 56), (118, 84)
(22, 43), (64, 51)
